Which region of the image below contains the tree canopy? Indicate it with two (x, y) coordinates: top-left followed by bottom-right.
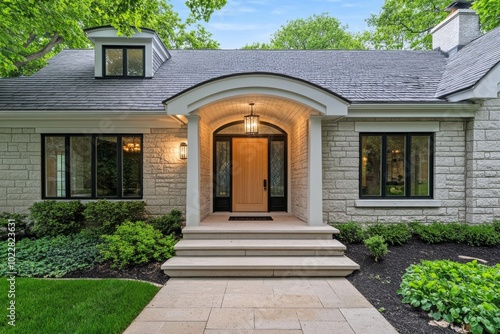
(0, 0), (226, 77)
(367, 0), (500, 50)
(242, 13), (366, 50)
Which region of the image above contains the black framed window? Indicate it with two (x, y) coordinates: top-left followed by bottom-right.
(42, 134), (143, 199)
(103, 46), (144, 77)
(360, 133), (433, 199)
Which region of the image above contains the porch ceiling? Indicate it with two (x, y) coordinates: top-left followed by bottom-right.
(196, 95), (320, 132)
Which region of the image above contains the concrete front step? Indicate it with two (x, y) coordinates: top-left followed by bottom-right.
(162, 256), (359, 277)
(182, 225), (339, 240)
(174, 239), (346, 256)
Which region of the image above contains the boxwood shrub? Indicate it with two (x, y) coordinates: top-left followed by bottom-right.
(149, 209), (183, 237)
(30, 200), (85, 238)
(83, 200), (146, 234)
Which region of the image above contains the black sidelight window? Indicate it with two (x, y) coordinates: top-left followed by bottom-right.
(360, 133), (433, 199)
(103, 46), (144, 77)
(42, 134), (142, 199)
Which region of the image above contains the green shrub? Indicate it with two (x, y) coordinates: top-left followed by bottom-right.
(364, 235), (388, 262)
(83, 200), (146, 235)
(0, 234), (103, 277)
(493, 221), (500, 233)
(332, 222), (365, 244)
(149, 209), (183, 236)
(98, 221), (177, 269)
(366, 223), (413, 246)
(0, 212), (31, 239)
(464, 225), (500, 246)
(30, 201), (85, 238)
(398, 260), (500, 334)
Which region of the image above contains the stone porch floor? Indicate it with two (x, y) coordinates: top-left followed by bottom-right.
(123, 277), (398, 334)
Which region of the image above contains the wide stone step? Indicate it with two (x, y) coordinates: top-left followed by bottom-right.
(162, 256), (359, 277)
(174, 239), (346, 256)
(182, 225), (338, 240)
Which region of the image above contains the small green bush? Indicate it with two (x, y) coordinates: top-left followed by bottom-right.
(366, 223), (413, 246)
(30, 201), (85, 238)
(332, 222), (365, 244)
(83, 200), (146, 235)
(398, 260), (500, 334)
(463, 224), (500, 246)
(0, 234), (103, 277)
(0, 212), (31, 239)
(364, 235), (388, 262)
(414, 223), (500, 246)
(149, 209), (183, 236)
(98, 221), (177, 269)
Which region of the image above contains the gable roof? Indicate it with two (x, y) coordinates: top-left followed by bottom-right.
(436, 26), (500, 98)
(0, 48), (449, 111)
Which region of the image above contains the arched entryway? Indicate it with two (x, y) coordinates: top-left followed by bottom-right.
(213, 121), (287, 212)
(163, 73), (349, 226)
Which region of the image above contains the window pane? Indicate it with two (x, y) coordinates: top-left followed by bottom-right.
(361, 135), (382, 196)
(386, 135), (406, 196)
(105, 48), (123, 76)
(45, 137), (66, 197)
(127, 49), (144, 76)
(411, 136), (431, 196)
(70, 137), (92, 197)
(96, 137), (118, 197)
(122, 136), (141, 197)
(270, 141), (285, 197)
(215, 141), (230, 197)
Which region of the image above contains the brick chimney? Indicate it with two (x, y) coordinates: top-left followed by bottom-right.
(431, 1), (481, 55)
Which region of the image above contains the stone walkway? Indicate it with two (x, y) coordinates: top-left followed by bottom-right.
(123, 277), (398, 334)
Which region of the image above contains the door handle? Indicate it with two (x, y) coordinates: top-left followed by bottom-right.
(263, 179), (267, 191)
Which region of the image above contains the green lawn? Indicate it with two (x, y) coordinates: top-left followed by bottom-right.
(0, 278), (159, 334)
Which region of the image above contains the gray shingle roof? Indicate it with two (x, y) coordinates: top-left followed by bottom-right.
(436, 26), (500, 98)
(0, 49), (449, 111)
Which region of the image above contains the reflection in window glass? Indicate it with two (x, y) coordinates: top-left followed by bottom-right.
(45, 137), (66, 197)
(127, 49), (144, 76)
(361, 136), (382, 196)
(122, 137), (141, 197)
(270, 141), (285, 197)
(97, 137), (118, 197)
(411, 136), (430, 196)
(70, 137), (92, 197)
(105, 48), (124, 76)
(386, 136), (406, 197)
(215, 141), (230, 197)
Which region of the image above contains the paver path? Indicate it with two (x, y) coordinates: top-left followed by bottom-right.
(124, 277), (398, 334)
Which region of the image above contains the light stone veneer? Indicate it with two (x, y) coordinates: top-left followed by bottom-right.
(290, 115), (309, 222)
(322, 118), (469, 223)
(0, 128), (41, 213)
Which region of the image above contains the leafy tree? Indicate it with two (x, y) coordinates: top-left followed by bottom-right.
(243, 13), (366, 50)
(367, 0), (500, 50)
(0, 0), (226, 77)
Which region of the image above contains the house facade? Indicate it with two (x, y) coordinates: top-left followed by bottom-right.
(1, 7), (500, 227)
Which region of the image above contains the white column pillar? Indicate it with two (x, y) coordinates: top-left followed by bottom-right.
(186, 115), (200, 226)
(308, 116), (324, 226)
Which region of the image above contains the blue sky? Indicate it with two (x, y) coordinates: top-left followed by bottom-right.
(170, 0), (385, 49)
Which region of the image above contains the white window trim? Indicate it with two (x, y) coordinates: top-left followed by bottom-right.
(355, 121), (440, 132)
(355, 200), (442, 208)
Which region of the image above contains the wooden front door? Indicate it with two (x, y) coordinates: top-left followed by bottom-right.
(232, 138), (268, 212)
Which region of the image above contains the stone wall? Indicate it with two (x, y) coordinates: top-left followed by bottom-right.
(0, 128), (41, 213)
(143, 128), (187, 216)
(290, 115), (309, 221)
(199, 120), (212, 220)
(322, 118), (468, 223)
(465, 95), (500, 223)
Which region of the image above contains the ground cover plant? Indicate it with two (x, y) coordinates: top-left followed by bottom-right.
(398, 260), (500, 334)
(0, 278), (159, 334)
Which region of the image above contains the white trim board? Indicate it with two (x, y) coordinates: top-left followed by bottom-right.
(355, 122), (440, 132)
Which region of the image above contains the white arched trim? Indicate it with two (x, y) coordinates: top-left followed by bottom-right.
(164, 73), (349, 116)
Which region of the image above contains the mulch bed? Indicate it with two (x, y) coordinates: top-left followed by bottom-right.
(346, 237), (500, 334)
(63, 238), (500, 333)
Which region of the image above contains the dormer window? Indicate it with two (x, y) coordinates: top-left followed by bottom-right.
(104, 46), (145, 77)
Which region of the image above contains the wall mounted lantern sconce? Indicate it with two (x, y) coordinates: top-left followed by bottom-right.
(180, 142), (188, 159)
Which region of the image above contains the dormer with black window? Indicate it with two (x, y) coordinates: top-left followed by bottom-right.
(85, 26), (170, 78)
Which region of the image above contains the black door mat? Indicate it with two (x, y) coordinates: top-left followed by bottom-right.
(228, 216), (273, 221)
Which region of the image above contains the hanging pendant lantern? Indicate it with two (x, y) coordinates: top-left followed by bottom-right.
(244, 103), (260, 135)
